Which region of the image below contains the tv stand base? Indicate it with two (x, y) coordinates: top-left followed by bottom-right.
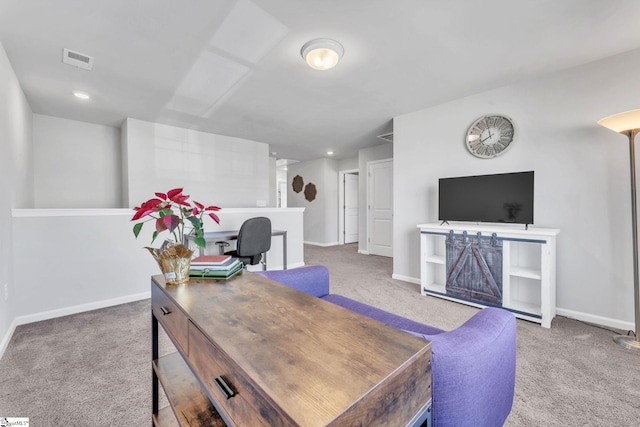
(418, 222), (559, 328)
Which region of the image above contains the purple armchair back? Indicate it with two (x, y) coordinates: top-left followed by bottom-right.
(257, 265), (516, 427)
(425, 307), (516, 426)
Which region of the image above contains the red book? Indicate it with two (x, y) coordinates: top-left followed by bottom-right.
(191, 255), (232, 266)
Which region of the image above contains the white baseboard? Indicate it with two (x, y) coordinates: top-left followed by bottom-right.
(304, 241), (340, 247)
(391, 274), (421, 285)
(358, 250), (369, 255)
(556, 307), (634, 332)
(14, 292), (151, 327)
(0, 317), (19, 360)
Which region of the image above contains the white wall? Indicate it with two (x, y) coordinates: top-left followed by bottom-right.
(9, 207), (305, 326)
(123, 118), (270, 209)
(276, 166), (288, 208)
(338, 156), (358, 171)
(394, 48), (640, 329)
(269, 156), (277, 207)
(33, 114), (122, 208)
(324, 159), (340, 245)
(11, 210), (156, 320)
(358, 143), (393, 253)
(0, 40), (33, 357)
(287, 158), (339, 245)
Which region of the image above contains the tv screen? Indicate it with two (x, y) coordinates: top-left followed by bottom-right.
(438, 171), (534, 225)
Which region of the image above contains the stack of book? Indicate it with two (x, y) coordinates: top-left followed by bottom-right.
(189, 255), (243, 280)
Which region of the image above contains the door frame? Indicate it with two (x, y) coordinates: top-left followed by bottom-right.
(338, 168), (359, 245)
(366, 158), (393, 256)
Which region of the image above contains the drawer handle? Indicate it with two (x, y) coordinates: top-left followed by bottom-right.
(214, 376), (236, 399)
(160, 306), (171, 315)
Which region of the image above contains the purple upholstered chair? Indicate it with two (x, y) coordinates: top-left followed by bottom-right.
(257, 265), (516, 427)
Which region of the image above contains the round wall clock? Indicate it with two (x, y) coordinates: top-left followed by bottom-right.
(465, 114), (516, 158)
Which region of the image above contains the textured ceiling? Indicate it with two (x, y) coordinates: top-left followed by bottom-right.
(1, 0), (640, 161)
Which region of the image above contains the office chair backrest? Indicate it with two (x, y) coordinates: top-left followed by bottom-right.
(236, 217), (272, 259)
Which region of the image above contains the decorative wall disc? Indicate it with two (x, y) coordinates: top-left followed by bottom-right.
(304, 183), (317, 202)
(292, 175), (304, 193)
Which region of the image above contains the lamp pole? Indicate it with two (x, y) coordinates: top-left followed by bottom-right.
(615, 128), (640, 350)
(598, 109), (640, 351)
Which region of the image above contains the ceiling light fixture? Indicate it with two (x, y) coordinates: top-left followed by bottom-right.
(326, 151), (334, 155)
(301, 38), (344, 71)
(73, 90), (90, 100)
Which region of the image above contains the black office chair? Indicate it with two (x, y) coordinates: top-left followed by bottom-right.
(224, 217), (272, 270)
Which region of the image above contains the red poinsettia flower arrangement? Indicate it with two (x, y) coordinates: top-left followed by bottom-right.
(132, 188), (220, 248)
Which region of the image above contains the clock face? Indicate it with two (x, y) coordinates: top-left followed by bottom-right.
(466, 115), (515, 158)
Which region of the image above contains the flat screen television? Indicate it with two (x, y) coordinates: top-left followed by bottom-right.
(438, 171), (534, 225)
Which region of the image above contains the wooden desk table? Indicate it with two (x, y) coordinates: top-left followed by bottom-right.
(187, 229), (287, 269)
(151, 272), (432, 426)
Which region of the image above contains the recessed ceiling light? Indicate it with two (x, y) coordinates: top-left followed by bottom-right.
(327, 151), (334, 155)
(73, 91), (90, 100)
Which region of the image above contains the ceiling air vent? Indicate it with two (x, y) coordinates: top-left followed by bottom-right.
(62, 48), (94, 70)
(377, 132), (394, 142)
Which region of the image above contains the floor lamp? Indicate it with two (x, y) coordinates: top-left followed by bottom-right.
(598, 109), (640, 351)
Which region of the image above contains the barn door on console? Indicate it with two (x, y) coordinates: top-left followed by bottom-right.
(445, 231), (503, 306)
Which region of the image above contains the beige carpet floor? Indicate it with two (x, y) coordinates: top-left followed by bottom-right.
(306, 244), (640, 427)
(0, 243), (639, 426)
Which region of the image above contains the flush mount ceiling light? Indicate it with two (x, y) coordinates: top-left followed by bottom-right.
(301, 38), (344, 71)
(72, 90), (90, 100)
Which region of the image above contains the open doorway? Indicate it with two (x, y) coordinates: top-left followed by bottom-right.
(339, 169), (359, 244)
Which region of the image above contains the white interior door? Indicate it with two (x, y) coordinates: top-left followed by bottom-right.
(344, 173), (358, 244)
(368, 160), (393, 257)
(278, 181), (287, 208)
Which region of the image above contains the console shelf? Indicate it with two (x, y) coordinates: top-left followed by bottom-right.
(509, 266), (542, 280)
(424, 255), (445, 265)
(153, 352), (224, 427)
(418, 223), (559, 328)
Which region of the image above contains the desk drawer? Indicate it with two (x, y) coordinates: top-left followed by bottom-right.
(151, 284), (189, 353)
(188, 321), (287, 426)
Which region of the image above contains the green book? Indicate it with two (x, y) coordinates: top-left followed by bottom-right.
(189, 262), (243, 279)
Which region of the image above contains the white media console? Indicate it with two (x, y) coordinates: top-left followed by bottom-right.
(418, 223), (560, 328)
